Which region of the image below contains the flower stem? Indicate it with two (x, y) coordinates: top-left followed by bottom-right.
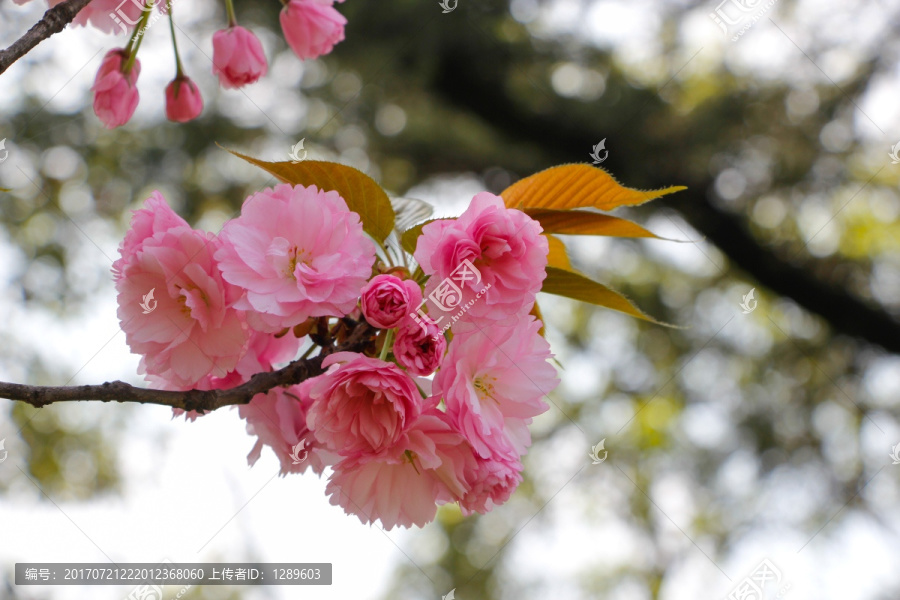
(123, 0), (155, 74)
(167, 2), (184, 78)
(224, 0), (237, 27)
(378, 329), (394, 361)
(299, 342), (318, 360)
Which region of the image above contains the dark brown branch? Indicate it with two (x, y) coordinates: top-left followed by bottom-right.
(0, 0), (94, 75)
(425, 39), (900, 356)
(1, 320), (375, 413)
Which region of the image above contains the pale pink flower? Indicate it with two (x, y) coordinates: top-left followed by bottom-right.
(113, 192), (248, 388)
(212, 26), (268, 89)
(240, 380), (337, 476)
(215, 183), (376, 331)
(38, 0), (151, 34)
(165, 76), (204, 122)
(458, 453), (524, 515)
(360, 274), (421, 329)
(306, 352), (423, 457)
(414, 192), (548, 330)
(325, 405), (474, 529)
(279, 0), (347, 61)
(434, 316), (558, 459)
(164, 330), (300, 421)
(393, 320), (446, 377)
(92, 49), (140, 129)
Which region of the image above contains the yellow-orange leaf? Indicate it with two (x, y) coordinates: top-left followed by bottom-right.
(530, 301), (546, 337)
(529, 209), (666, 239)
(502, 164), (685, 212)
(224, 147), (395, 242)
(544, 234), (573, 270)
(541, 266), (667, 324)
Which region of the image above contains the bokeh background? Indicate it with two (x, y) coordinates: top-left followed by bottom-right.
(2, 0), (900, 598)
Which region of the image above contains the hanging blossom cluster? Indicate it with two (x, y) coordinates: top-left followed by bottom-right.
(13, 0), (347, 127)
(113, 183), (558, 529)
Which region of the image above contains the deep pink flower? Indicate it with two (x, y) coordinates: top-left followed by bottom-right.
(325, 405), (474, 529)
(113, 192), (248, 388)
(458, 453), (524, 515)
(92, 49), (140, 129)
(393, 320), (446, 377)
(434, 316), (558, 459)
(215, 183), (376, 331)
(240, 380), (337, 476)
(165, 76), (204, 122)
(279, 0), (346, 61)
(306, 352), (423, 457)
(414, 192), (548, 331)
(360, 274), (421, 329)
(212, 26), (268, 89)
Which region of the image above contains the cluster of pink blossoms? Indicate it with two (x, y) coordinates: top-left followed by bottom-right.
(114, 184), (558, 529)
(14, 0), (347, 128)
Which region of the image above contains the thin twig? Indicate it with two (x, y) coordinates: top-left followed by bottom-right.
(0, 320), (375, 414)
(0, 0), (95, 75)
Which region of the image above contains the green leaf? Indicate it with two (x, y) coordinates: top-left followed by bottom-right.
(541, 266), (668, 324)
(502, 163), (685, 212)
(224, 147), (395, 242)
(400, 218), (444, 255)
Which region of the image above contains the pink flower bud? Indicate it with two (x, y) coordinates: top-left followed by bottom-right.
(211, 26), (268, 89)
(393, 320), (446, 377)
(165, 76), (204, 122)
(279, 0), (346, 61)
(92, 49), (140, 129)
(360, 274), (422, 329)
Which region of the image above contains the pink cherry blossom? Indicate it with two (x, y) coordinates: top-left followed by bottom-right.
(393, 320), (446, 377)
(240, 380), (337, 476)
(164, 329), (300, 421)
(215, 183), (376, 331)
(279, 0), (347, 61)
(212, 26), (268, 89)
(360, 274), (421, 329)
(458, 453), (524, 516)
(306, 352), (423, 457)
(434, 316), (558, 459)
(92, 49), (141, 129)
(165, 76), (204, 122)
(113, 192), (248, 388)
(414, 192), (548, 330)
(29, 0), (151, 34)
(325, 406), (474, 529)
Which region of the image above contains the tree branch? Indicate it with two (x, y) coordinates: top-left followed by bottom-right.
(0, 0), (94, 75)
(425, 39), (900, 355)
(1, 320), (375, 413)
